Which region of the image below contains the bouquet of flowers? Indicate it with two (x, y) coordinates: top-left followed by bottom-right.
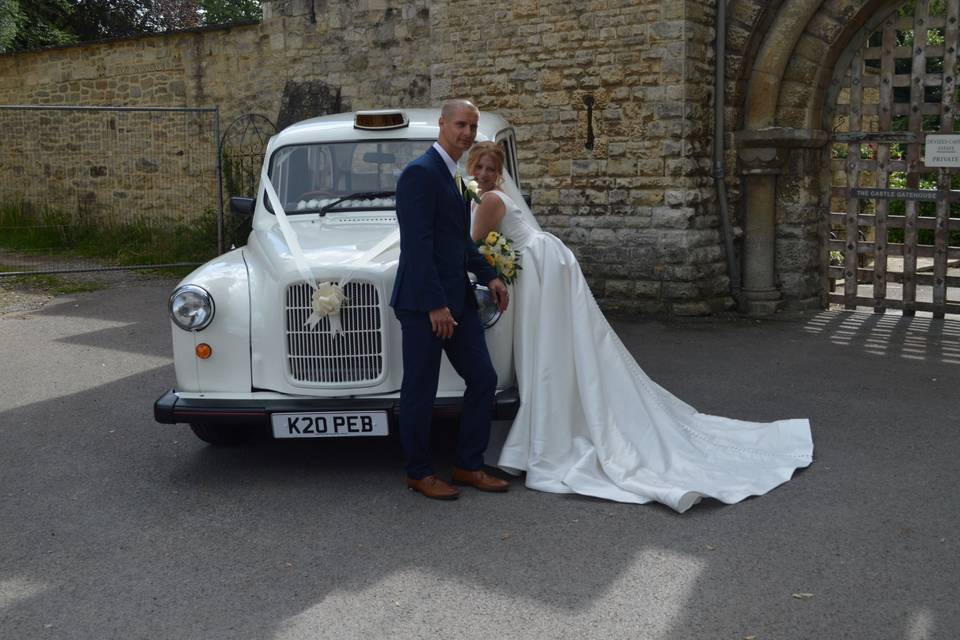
(477, 231), (521, 285)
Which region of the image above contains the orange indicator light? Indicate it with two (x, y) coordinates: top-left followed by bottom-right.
(195, 343), (213, 359)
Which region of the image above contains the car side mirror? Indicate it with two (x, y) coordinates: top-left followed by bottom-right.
(229, 196), (255, 217)
(522, 192), (532, 207)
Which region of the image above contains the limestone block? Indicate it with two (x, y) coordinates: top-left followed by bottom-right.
(605, 158), (637, 176)
(776, 238), (819, 271)
(731, 0), (764, 27)
(628, 280), (658, 297)
(542, 214), (571, 227)
(664, 189), (703, 206)
(560, 226), (590, 244)
(512, 0), (539, 18)
(605, 279), (636, 297)
(650, 20), (684, 42)
(625, 189), (662, 207)
(661, 281), (700, 299)
(807, 12), (845, 45)
(622, 209), (653, 227)
(671, 300), (714, 316)
(571, 159), (601, 176)
(778, 80), (816, 109)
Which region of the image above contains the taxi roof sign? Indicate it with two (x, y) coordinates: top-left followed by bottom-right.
(354, 110), (409, 130)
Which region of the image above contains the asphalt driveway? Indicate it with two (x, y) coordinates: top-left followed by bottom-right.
(1, 281), (957, 639)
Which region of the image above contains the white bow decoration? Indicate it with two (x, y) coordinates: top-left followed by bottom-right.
(305, 281), (348, 333)
(259, 165), (401, 340)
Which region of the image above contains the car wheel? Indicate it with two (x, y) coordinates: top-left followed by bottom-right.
(189, 422), (254, 445)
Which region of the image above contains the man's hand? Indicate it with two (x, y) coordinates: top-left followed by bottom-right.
(487, 278), (509, 312)
(428, 306), (458, 339)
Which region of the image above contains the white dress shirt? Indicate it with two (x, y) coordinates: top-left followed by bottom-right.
(432, 142), (460, 180)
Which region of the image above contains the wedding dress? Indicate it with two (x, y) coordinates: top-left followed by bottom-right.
(474, 181), (813, 513)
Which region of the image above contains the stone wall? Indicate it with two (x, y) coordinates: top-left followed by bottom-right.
(0, 0), (902, 313)
(431, 0), (730, 314)
(0, 106), (220, 226)
(0, 3), (435, 125)
(0, 4), (435, 227)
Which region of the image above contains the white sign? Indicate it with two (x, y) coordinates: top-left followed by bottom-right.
(925, 134), (960, 167)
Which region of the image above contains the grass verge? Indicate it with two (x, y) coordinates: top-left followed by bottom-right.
(0, 268), (107, 295)
(0, 201), (220, 266)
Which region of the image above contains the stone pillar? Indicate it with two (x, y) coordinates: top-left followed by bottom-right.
(738, 0), (824, 315)
(738, 145), (787, 315)
(736, 128), (829, 315)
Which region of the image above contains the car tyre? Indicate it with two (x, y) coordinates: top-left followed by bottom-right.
(189, 422), (254, 445)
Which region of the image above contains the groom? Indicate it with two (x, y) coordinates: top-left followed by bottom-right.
(390, 99), (510, 500)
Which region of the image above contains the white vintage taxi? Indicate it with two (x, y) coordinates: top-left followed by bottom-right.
(154, 109), (522, 444)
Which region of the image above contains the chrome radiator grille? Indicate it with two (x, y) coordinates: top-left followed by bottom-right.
(284, 281), (385, 384)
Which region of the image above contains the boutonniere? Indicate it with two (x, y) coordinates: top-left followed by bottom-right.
(464, 178), (482, 204)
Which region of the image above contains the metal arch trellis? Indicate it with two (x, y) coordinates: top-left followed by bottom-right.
(218, 113), (277, 250)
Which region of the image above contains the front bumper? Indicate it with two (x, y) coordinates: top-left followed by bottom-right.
(154, 388), (520, 428)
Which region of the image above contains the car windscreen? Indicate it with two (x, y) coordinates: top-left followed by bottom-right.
(266, 139), (433, 214)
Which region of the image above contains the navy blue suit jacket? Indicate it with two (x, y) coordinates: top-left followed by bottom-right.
(390, 146), (497, 317)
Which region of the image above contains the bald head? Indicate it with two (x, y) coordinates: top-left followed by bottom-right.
(441, 99), (478, 120)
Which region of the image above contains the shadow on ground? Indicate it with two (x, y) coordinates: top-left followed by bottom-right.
(1, 286), (958, 638)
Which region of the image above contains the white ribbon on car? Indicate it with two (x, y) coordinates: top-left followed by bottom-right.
(260, 167), (400, 338)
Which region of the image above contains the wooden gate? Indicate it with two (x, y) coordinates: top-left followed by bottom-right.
(828, 0), (960, 317)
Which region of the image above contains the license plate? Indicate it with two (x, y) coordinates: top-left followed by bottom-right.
(271, 411), (389, 438)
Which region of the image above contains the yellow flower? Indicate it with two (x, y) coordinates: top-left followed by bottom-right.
(485, 231), (500, 246)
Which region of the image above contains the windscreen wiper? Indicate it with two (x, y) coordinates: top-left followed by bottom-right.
(320, 191), (396, 215)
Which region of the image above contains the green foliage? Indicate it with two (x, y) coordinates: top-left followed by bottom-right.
(0, 200), (219, 266)
(1, 0), (261, 53)
(0, 0), (20, 50)
(0, 0), (77, 52)
(198, 0), (261, 25)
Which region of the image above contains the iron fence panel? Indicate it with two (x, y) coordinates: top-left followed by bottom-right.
(0, 105), (222, 276)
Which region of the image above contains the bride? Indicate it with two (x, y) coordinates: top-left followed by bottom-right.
(466, 142), (813, 513)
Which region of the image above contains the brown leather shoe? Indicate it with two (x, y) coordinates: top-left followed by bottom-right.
(406, 475), (460, 500)
(451, 467), (510, 492)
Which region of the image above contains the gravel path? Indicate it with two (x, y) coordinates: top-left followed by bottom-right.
(0, 249), (182, 315)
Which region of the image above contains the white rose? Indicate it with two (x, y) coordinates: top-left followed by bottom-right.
(466, 179), (479, 193)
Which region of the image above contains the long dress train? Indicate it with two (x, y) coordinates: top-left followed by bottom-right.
(476, 186), (813, 513)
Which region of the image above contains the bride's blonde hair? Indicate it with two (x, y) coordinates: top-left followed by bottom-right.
(467, 142), (505, 185)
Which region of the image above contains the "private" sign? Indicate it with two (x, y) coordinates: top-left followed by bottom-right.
(925, 134), (960, 167)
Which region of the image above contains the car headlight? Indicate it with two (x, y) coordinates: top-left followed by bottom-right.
(169, 284), (215, 331)
(473, 284), (502, 329)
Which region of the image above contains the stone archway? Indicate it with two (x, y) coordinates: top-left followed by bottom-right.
(730, 0), (951, 315)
